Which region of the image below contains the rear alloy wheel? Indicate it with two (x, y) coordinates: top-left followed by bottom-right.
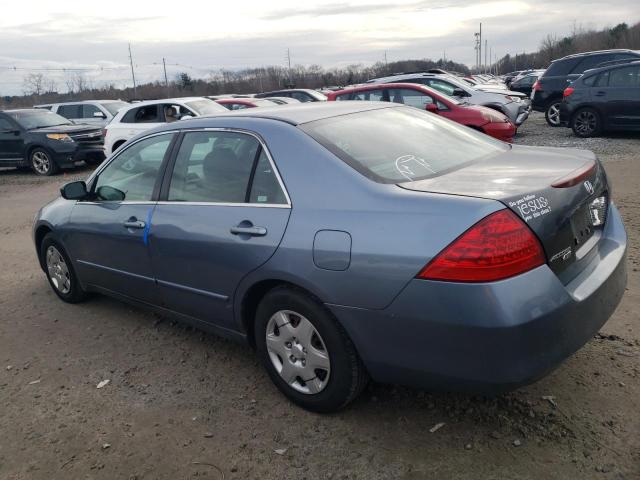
(544, 101), (562, 127)
(41, 234), (86, 303)
(571, 108), (601, 138)
(255, 287), (368, 412)
(30, 148), (58, 176)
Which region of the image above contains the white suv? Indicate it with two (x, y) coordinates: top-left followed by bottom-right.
(35, 100), (129, 127)
(103, 97), (227, 154)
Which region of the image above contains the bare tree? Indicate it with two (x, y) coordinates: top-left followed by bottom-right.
(23, 73), (46, 96)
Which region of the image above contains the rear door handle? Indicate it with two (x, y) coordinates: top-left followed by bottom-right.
(123, 219), (146, 229)
(594, 91), (606, 97)
(230, 225), (267, 236)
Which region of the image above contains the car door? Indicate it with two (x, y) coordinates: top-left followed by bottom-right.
(148, 129), (291, 329)
(0, 115), (24, 162)
(596, 65), (640, 127)
(66, 132), (177, 304)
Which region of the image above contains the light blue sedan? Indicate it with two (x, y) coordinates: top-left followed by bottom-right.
(33, 102), (626, 412)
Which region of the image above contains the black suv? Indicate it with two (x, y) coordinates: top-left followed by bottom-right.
(532, 49), (640, 126)
(0, 109), (104, 176)
(559, 60), (640, 137)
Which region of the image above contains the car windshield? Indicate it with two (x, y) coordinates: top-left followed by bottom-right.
(101, 101), (129, 115)
(301, 107), (508, 184)
(185, 99), (227, 115)
(8, 110), (72, 129)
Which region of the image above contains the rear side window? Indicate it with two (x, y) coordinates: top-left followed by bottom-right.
(582, 75), (597, 87)
(57, 104), (82, 118)
(608, 66), (640, 87)
(0, 117), (14, 130)
(351, 89), (385, 101)
(571, 55), (611, 74)
(290, 92), (312, 102)
(334, 93), (351, 101)
(301, 107), (508, 184)
(83, 104), (104, 118)
(167, 131), (286, 204)
(121, 105), (160, 123)
(595, 71), (610, 87)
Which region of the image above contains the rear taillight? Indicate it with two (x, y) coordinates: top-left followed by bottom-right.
(551, 160), (596, 188)
(563, 87), (574, 97)
(416, 209), (545, 282)
(532, 80), (541, 91)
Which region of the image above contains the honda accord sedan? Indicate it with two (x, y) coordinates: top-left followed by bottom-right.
(33, 102), (627, 412)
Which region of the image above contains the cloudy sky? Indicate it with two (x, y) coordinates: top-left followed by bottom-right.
(0, 0), (636, 95)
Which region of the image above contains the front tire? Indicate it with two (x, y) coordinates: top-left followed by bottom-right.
(255, 287), (368, 412)
(40, 234), (86, 303)
(30, 148), (58, 176)
(571, 107), (601, 138)
(544, 101), (562, 127)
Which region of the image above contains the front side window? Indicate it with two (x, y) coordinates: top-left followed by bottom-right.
(167, 131), (286, 204)
(93, 133), (174, 201)
(425, 79), (456, 96)
(388, 88), (434, 109)
(608, 66), (640, 87)
(301, 107), (508, 184)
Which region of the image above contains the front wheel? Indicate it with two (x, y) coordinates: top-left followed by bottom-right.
(544, 101), (562, 127)
(30, 148), (58, 176)
(255, 287), (368, 412)
(571, 108), (601, 138)
(41, 234), (86, 303)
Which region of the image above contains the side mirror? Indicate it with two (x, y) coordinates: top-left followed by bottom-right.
(425, 103), (439, 113)
(93, 111), (107, 118)
(60, 181), (88, 200)
(452, 88), (468, 97)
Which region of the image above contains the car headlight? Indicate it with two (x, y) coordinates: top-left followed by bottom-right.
(46, 133), (74, 142)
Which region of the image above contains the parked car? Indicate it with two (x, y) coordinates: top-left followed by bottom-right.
(104, 97), (227, 154)
(503, 70), (525, 85)
(366, 72), (530, 125)
(559, 60), (640, 137)
(509, 72), (544, 96)
(215, 98), (283, 110)
(0, 109), (104, 175)
(264, 97), (301, 105)
(35, 100), (129, 127)
(34, 102), (626, 412)
(327, 83), (516, 141)
(254, 89), (327, 102)
(532, 49), (640, 126)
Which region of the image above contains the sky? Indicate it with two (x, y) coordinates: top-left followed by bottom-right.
(0, 0), (636, 95)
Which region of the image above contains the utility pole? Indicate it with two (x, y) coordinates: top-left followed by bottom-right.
(489, 46), (492, 74)
(384, 50), (388, 65)
(484, 39), (488, 74)
(162, 58), (169, 98)
(128, 43), (137, 99)
(479, 23), (482, 74)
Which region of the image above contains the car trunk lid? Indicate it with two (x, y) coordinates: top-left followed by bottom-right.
(400, 144), (609, 283)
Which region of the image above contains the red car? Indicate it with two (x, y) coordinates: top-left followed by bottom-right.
(327, 83), (516, 142)
(214, 98), (277, 110)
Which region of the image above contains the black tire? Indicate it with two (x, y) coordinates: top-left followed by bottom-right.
(544, 101), (562, 127)
(30, 147), (58, 176)
(40, 233), (86, 303)
(571, 107), (602, 138)
(255, 286), (368, 412)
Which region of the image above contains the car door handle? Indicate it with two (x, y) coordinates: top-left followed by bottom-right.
(123, 219), (146, 229)
(594, 91), (606, 97)
(230, 225), (267, 236)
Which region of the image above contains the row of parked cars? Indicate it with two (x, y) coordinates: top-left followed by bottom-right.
(2, 49), (638, 176)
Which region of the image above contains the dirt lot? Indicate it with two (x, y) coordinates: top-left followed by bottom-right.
(0, 112), (639, 480)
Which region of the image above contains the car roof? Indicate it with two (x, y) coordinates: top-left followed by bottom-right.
(555, 49), (640, 62)
(367, 72), (445, 83)
(123, 97), (208, 108)
(331, 82), (445, 97)
(582, 59), (640, 76)
(188, 101), (403, 126)
(2, 108), (51, 113)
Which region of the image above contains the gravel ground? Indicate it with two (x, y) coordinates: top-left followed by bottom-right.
(0, 112), (639, 479)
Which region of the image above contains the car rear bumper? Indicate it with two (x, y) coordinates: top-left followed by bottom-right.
(329, 203), (627, 393)
(483, 122), (516, 142)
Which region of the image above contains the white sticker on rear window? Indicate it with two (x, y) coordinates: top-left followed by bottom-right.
(508, 194), (551, 222)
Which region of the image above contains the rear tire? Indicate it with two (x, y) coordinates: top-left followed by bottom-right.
(255, 286), (368, 412)
(544, 101), (562, 127)
(571, 107), (601, 138)
(40, 233), (86, 303)
(30, 148), (58, 176)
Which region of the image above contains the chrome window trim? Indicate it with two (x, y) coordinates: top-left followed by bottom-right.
(169, 127), (292, 207)
(156, 201), (290, 209)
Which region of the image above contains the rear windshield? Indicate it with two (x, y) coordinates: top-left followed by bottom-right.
(185, 99), (227, 115)
(300, 107), (508, 184)
(101, 101), (129, 115)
